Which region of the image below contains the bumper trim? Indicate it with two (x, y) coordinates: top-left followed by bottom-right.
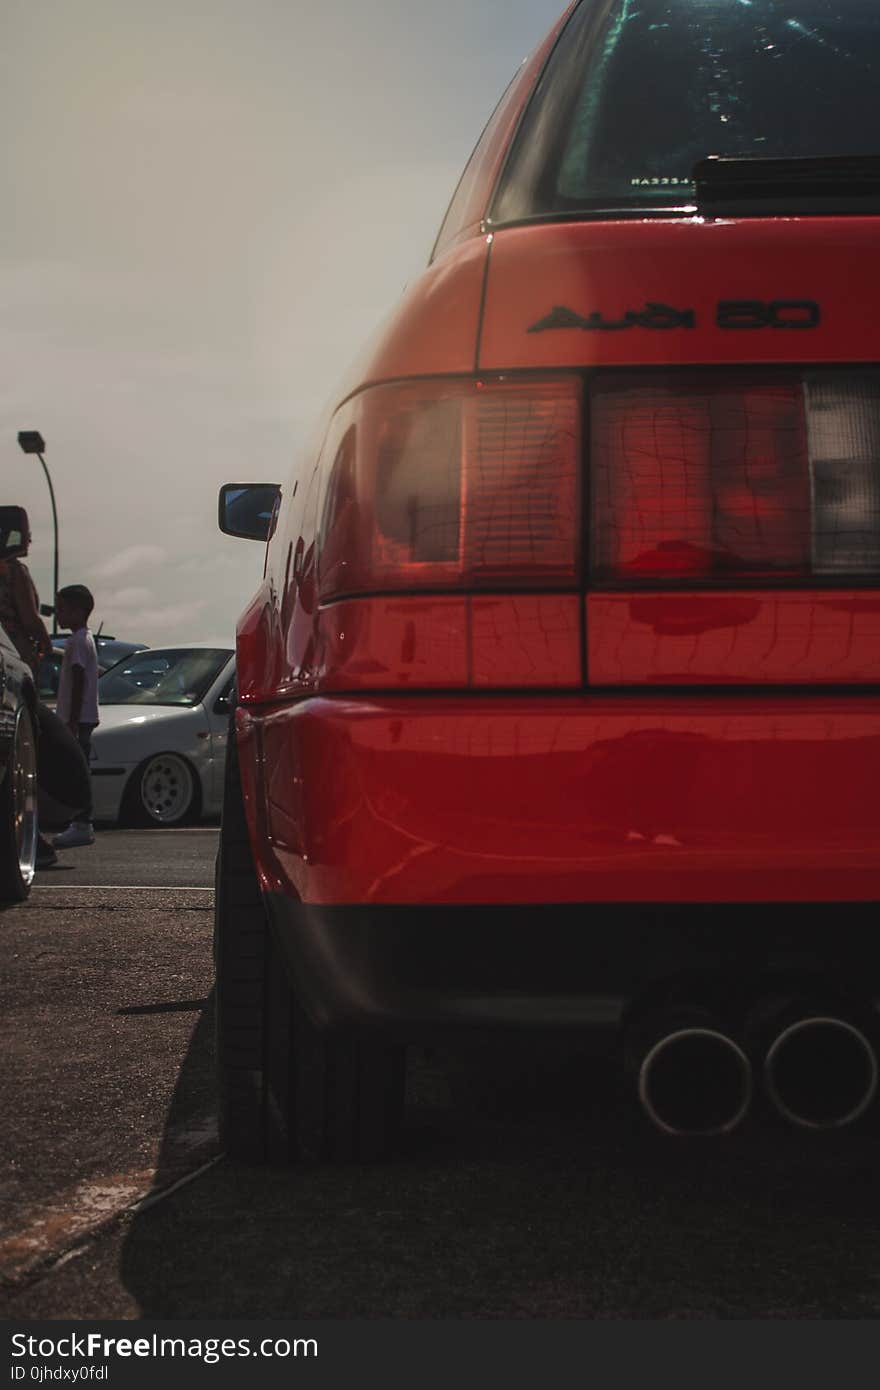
(264, 896), (880, 1037)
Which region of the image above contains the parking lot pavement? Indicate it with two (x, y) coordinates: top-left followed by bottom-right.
(1, 833), (217, 1304)
(4, 827), (880, 1318)
(33, 822), (220, 887)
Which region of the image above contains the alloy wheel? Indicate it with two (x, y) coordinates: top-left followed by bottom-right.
(139, 753), (195, 824)
(13, 706), (38, 887)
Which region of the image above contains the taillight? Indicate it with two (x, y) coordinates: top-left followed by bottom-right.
(318, 375), (581, 599)
(591, 375), (811, 582)
(805, 375), (880, 575)
(590, 371), (880, 585)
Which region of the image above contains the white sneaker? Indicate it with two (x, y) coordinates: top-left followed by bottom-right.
(53, 822), (96, 849)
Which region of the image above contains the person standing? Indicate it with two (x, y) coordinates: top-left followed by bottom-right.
(53, 584), (99, 849)
(1, 510), (59, 868)
(0, 509), (52, 676)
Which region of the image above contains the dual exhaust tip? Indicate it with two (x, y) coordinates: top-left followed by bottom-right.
(631, 999), (878, 1137)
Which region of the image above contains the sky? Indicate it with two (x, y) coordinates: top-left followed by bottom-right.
(2, 0), (565, 646)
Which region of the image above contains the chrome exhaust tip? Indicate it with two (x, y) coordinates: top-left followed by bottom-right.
(638, 1026), (753, 1137)
(764, 1014), (879, 1131)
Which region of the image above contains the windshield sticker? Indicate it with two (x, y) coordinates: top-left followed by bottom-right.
(630, 176), (692, 187)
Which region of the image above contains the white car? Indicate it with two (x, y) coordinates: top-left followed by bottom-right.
(90, 645), (235, 825)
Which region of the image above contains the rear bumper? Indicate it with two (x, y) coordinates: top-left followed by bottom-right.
(265, 897), (880, 1034)
(242, 693), (880, 1032)
(247, 693), (880, 905)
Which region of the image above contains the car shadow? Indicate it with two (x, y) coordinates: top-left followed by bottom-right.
(119, 1015), (880, 1318)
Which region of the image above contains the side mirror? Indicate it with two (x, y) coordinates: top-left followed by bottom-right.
(0, 506), (29, 560)
(218, 483), (281, 542)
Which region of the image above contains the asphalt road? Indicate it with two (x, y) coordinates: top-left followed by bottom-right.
(3, 828), (880, 1318)
(33, 821), (220, 887)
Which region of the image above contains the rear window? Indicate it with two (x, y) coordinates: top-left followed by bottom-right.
(491, 0), (880, 223)
(99, 648), (232, 707)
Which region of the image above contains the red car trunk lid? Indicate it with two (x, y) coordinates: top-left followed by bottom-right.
(480, 217), (880, 686)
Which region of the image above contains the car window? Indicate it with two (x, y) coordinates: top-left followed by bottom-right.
(98, 649), (232, 707)
(490, 0), (880, 223)
(431, 70), (524, 260)
(95, 641), (147, 672)
(38, 654), (62, 700)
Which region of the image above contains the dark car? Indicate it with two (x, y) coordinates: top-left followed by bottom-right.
(216, 0), (880, 1160)
(0, 621), (37, 902)
(38, 636), (149, 705)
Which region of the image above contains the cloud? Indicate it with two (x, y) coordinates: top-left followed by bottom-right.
(4, 0), (561, 649)
(92, 544), (167, 579)
(122, 599), (209, 637)
(105, 586), (153, 607)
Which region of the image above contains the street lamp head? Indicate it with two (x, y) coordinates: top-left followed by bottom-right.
(17, 430), (46, 455)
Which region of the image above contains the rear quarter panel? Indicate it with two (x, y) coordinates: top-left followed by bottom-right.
(236, 233), (492, 708)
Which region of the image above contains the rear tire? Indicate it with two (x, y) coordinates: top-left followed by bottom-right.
(214, 723), (405, 1163)
(0, 703), (38, 903)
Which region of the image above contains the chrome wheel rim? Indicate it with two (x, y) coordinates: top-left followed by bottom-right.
(140, 753), (194, 824)
(14, 706), (38, 886)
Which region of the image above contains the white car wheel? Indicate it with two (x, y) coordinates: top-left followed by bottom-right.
(136, 753), (196, 825)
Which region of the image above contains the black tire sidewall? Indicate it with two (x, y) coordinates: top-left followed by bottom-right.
(214, 719), (405, 1165)
(214, 723), (272, 1160)
(0, 703), (35, 903)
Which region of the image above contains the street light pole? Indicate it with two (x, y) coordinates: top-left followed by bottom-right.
(16, 430), (59, 636)
(35, 451), (59, 637)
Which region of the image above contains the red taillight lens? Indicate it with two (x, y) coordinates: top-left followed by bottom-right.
(318, 375), (580, 599)
(591, 371), (880, 585)
(590, 374), (812, 582)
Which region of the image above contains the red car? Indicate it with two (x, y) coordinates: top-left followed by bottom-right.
(216, 0), (880, 1158)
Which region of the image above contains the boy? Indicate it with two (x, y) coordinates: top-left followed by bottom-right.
(52, 584), (99, 849)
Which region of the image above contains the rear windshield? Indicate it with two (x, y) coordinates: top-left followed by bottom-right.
(99, 648), (231, 707)
(491, 0), (880, 222)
